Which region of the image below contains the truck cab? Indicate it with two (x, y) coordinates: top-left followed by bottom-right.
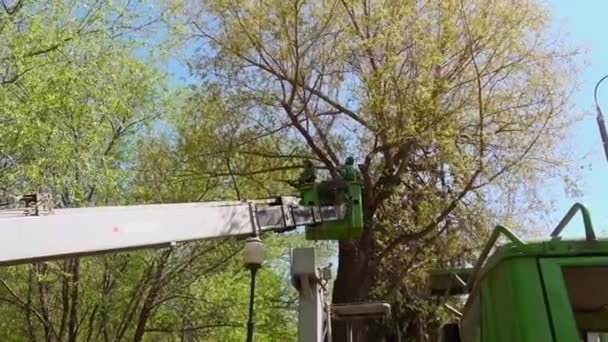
(432, 204), (608, 342)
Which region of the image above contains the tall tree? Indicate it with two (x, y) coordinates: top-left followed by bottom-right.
(0, 1), (180, 341)
(181, 0), (579, 340)
(0, 0), (168, 202)
(0, 1), (319, 337)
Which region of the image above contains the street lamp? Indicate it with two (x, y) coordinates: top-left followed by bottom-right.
(594, 75), (608, 164)
(243, 236), (266, 342)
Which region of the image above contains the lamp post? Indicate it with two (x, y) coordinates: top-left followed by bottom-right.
(243, 236), (266, 342)
(594, 75), (608, 164)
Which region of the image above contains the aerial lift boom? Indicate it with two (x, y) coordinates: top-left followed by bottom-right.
(0, 195), (343, 266)
(0, 177), (363, 342)
(0, 163), (390, 342)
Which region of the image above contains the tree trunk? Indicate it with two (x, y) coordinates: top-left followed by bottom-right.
(132, 251), (170, 342)
(331, 228), (376, 342)
(58, 260), (71, 341)
(132, 284), (161, 342)
(26, 267), (39, 342)
(37, 263), (57, 342)
(68, 259), (80, 342)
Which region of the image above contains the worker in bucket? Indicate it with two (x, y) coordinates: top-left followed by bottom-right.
(288, 159), (316, 188)
(338, 156), (361, 182)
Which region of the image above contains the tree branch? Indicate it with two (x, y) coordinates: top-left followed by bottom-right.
(460, 3), (485, 169)
(191, 21), (371, 130)
(0, 276), (48, 328)
(144, 323), (243, 333)
(378, 168), (481, 260)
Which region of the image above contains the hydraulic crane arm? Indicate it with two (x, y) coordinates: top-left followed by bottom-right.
(0, 196), (345, 267)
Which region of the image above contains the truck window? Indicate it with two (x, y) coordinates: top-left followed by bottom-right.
(562, 266), (608, 341)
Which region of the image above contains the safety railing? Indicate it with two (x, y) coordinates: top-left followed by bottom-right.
(550, 202), (596, 242)
(0, 193), (53, 218)
(466, 224), (524, 291)
(467, 203), (596, 291)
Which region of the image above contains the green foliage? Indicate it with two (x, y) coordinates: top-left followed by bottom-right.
(0, 1), (167, 206)
(178, 0), (581, 339)
(0, 0), (584, 340)
(0, 1), (304, 341)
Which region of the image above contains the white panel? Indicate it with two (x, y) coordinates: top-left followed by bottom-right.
(0, 202), (256, 266)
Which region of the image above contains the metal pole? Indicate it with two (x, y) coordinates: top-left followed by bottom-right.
(246, 266), (259, 342)
(291, 248), (323, 342)
(325, 300), (333, 342)
(594, 75), (608, 164)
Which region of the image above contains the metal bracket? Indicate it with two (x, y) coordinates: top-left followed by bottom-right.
(0, 193), (53, 218)
(247, 202), (260, 236)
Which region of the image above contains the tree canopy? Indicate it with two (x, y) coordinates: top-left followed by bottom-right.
(181, 0), (579, 339)
(0, 0), (581, 341)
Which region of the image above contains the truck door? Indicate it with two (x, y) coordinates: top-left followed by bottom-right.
(539, 257), (608, 342)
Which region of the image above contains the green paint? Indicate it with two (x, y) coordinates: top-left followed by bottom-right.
(475, 257), (553, 342)
(300, 180), (363, 240)
(437, 204), (608, 341)
(457, 239), (608, 341)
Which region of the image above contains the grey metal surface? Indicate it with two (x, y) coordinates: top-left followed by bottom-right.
(0, 199), (345, 266)
(331, 302), (391, 320)
(291, 248), (323, 342)
(0, 198), (344, 342)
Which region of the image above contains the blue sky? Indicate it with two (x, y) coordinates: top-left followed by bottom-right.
(544, 1), (608, 238)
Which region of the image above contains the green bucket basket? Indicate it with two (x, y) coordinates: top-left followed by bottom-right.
(300, 181), (364, 240)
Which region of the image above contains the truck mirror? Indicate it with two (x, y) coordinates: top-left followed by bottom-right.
(441, 323), (461, 342)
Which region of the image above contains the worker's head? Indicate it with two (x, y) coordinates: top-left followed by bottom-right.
(345, 156), (355, 165)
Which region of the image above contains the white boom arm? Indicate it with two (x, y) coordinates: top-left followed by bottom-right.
(0, 196), (344, 266)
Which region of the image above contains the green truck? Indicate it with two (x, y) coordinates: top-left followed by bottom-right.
(431, 203), (608, 342)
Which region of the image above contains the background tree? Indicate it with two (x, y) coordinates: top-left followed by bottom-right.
(180, 0), (580, 340)
(0, 1), (307, 341)
(0, 0), (582, 340)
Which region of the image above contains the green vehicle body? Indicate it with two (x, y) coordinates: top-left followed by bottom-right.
(433, 203), (608, 342)
(299, 180), (364, 240)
